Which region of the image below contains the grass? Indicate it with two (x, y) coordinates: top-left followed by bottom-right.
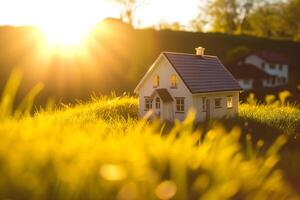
(239, 104), (300, 136)
(0, 72), (299, 199)
(0, 96), (299, 199)
(237, 104), (300, 192)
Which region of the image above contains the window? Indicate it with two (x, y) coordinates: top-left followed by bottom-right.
(270, 64), (276, 69)
(262, 62), (265, 69)
(244, 79), (250, 85)
(227, 96), (233, 108)
(153, 75), (160, 88)
(175, 97), (184, 113)
(268, 79), (272, 84)
(155, 97), (160, 109)
(215, 98), (222, 109)
(279, 65), (283, 71)
(170, 74), (177, 88)
(145, 97), (152, 111)
(202, 97), (206, 112)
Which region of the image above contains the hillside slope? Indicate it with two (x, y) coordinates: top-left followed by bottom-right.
(0, 96), (299, 199)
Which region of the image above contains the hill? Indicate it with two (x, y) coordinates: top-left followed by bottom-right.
(0, 18), (300, 105)
(0, 93), (300, 199)
(0, 70), (299, 198)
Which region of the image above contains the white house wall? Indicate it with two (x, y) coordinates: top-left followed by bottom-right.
(244, 55), (264, 70)
(192, 91), (239, 121)
(237, 79), (253, 90)
(137, 55), (193, 121)
(263, 79), (273, 87)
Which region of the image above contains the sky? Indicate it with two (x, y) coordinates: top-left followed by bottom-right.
(0, 0), (202, 28)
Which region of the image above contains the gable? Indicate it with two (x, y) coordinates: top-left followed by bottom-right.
(134, 54), (190, 94)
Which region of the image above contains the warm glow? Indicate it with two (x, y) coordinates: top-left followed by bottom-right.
(1, 0), (114, 48)
(39, 21), (92, 47)
(35, 1), (103, 47)
(0, 0), (202, 29)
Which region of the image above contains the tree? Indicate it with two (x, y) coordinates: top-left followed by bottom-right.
(203, 0), (300, 41)
(203, 0), (264, 34)
(238, 0), (255, 33)
(189, 4), (208, 32)
(282, 0), (300, 40)
(207, 0), (239, 33)
(246, 0), (300, 40)
(115, 0), (146, 26)
(225, 46), (251, 64)
(155, 22), (184, 31)
(247, 2), (286, 38)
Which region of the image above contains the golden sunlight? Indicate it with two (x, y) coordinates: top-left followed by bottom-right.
(29, 0), (108, 47)
(39, 19), (93, 47)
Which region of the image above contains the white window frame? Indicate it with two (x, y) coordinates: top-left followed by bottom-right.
(155, 97), (160, 109)
(175, 97), (185, 113)
(153, 75), (160, 88)
(202, 97), (206, 112)
(170, 74), (177, 88)
(269, 64), (276, 70)
(227, 96), (233, 109)
(144, 97), (153, 111)
(215, 98), (222, 109)
(244, 79), (250, 85)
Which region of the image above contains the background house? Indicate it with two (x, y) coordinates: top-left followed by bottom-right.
(228, 63), (276, 90)
(243, 51), (289, 86)
(230, 51), (289, 90)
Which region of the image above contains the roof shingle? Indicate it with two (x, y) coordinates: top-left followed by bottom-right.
(163, 52), (242, 93)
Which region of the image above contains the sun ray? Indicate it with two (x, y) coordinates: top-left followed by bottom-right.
(38, 18), (93, 48)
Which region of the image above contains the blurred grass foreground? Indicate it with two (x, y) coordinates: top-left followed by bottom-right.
(0, 71), (299, 200)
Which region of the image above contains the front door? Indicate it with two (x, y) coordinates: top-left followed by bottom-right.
(163, 102), (174, 121)
(155, 97), (161, 117)
(206, 99), (211, 121)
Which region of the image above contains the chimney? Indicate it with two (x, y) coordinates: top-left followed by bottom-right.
(195, 47), (205, 56)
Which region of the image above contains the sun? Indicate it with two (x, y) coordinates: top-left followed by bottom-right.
(39, 19), (93, 47)
(34, 0), (102, 48)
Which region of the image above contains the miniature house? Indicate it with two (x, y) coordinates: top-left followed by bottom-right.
(134, 47), (242, 121)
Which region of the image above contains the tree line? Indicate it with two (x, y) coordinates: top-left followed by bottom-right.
(115, 0), (300, 41)
(203, 0), (300, 41)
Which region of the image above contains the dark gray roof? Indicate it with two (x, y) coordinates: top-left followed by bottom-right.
(163, 52), (242, 93)
(227, 63), (274, 80)
(151, 88), (173, 102)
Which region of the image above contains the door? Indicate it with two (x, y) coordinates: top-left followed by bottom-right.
(155, 97), (161, 117)
(206, 99), (211, 121)
(163, 102), (174, 121)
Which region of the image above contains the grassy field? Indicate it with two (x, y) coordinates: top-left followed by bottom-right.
(0, 71), (299, 199)
(0, 93), (300, 199)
